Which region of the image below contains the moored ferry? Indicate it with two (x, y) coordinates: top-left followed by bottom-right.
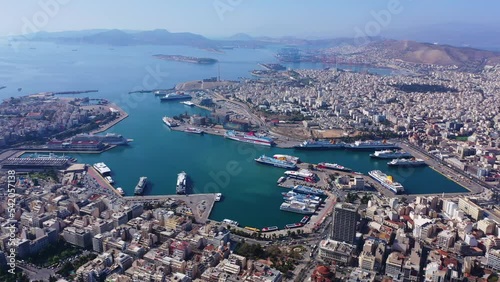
(273, 154), (300, 164)
(387, 158), (427, 167)
(284, 169), (316, 182)
(317, 162), (352, 172)
(280, 201), (315, 215)
(160, 92), (192, 101)
(255, 155), (297, 169)
(370, 149), (412, 159)
(347, 140), (398, 150)
(134, 177), (148, 195)
(293, 140), (345, 150)
(162, 116), (179, 127)
(368, 170), (404, 194)
(224, 130), (274, 146)
(292, 185), (326, 196)
(176, 171), (187, 194)
(93, 162), (111, 176)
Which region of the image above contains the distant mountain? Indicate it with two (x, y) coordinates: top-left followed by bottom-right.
(384, 23), (500, 50)
(18, 29), (216, 47)
(227, 33), (254, 41)
(366, 39), (500, 68)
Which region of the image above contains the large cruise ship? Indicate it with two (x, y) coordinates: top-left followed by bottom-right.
(224, 130), (274, 146)
(284, 169), (316, 182)
(255, 155), (297, 169)
(347, 140), (398, 150)
(273, 154), (300, 164)
(162, 116), (179, 127)
(160, 92), (192, 101)
(176, 171), (187, 194)
(134, 177), (148, 195)
(317, 162), (352, 172)
(93, 162), (111, 175)
(280, 201), (315, 215)
(387, 158), (427, 167)
(368, 170), (404, 194)
(294, 140), (345, 150)
(370, 149), (412, 159)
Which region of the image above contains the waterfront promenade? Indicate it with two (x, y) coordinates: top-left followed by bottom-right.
(89, 103), (129, 134)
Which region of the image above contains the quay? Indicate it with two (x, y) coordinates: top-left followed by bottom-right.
(124, 193), (217, 223)
(90, 103), (129, 134)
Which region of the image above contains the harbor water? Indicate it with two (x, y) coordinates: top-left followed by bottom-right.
(1, 42), (466, 228)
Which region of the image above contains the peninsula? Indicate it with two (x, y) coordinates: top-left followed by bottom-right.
(153, 54), (218, 64)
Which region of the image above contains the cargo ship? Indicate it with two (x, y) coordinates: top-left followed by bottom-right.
(176, 171), (187, 194)
(317, 162), (352, 172)
(224, 130), (274, 146)
(255, 155), (297, 169)
(284, 169), (316, 182)
(223, 219), (239, 226)
(134, 177), (148, 195)
(261, 226), (279, 232)
(280, 201), (315, 215)
(368, 170), (404, 194)
(294, 140), (345, 150)
(273, 154), (300, 164)
(347, 140), (398, 150)
(160, 92), (192, 101)
(184, 127), (204, 134)
(387, 158), (427, 167)
(369, 149), (412, 159)
(285, 223), (303, 229)
(93, 162), (111, 176)
(162, 116), (179, 127)
(292, 185), (326, 196)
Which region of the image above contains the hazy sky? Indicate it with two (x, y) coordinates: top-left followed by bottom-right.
(2, 0), (499, 38)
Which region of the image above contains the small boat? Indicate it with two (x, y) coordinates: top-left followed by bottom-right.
(223, 219), (239, 226)
(285, 223), (303, 229)
(244, 226), (260, 232)
(300, 216), (310, 224)
(277, 176), (286, 184)
(105, 176), (114, 184)
(215, 193), (222, 201)
(184, 127), (204, 134)
(261, 226), (279, 232)
(180, 101), (195, 106)
(116, 187), (125, 196)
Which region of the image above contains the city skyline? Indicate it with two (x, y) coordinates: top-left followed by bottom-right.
(2, 0), (500, 38)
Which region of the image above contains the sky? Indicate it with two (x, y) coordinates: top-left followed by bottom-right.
(1, 0), (499, 38)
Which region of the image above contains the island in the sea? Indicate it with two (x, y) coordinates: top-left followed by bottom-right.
(153, 54), (218, 64)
